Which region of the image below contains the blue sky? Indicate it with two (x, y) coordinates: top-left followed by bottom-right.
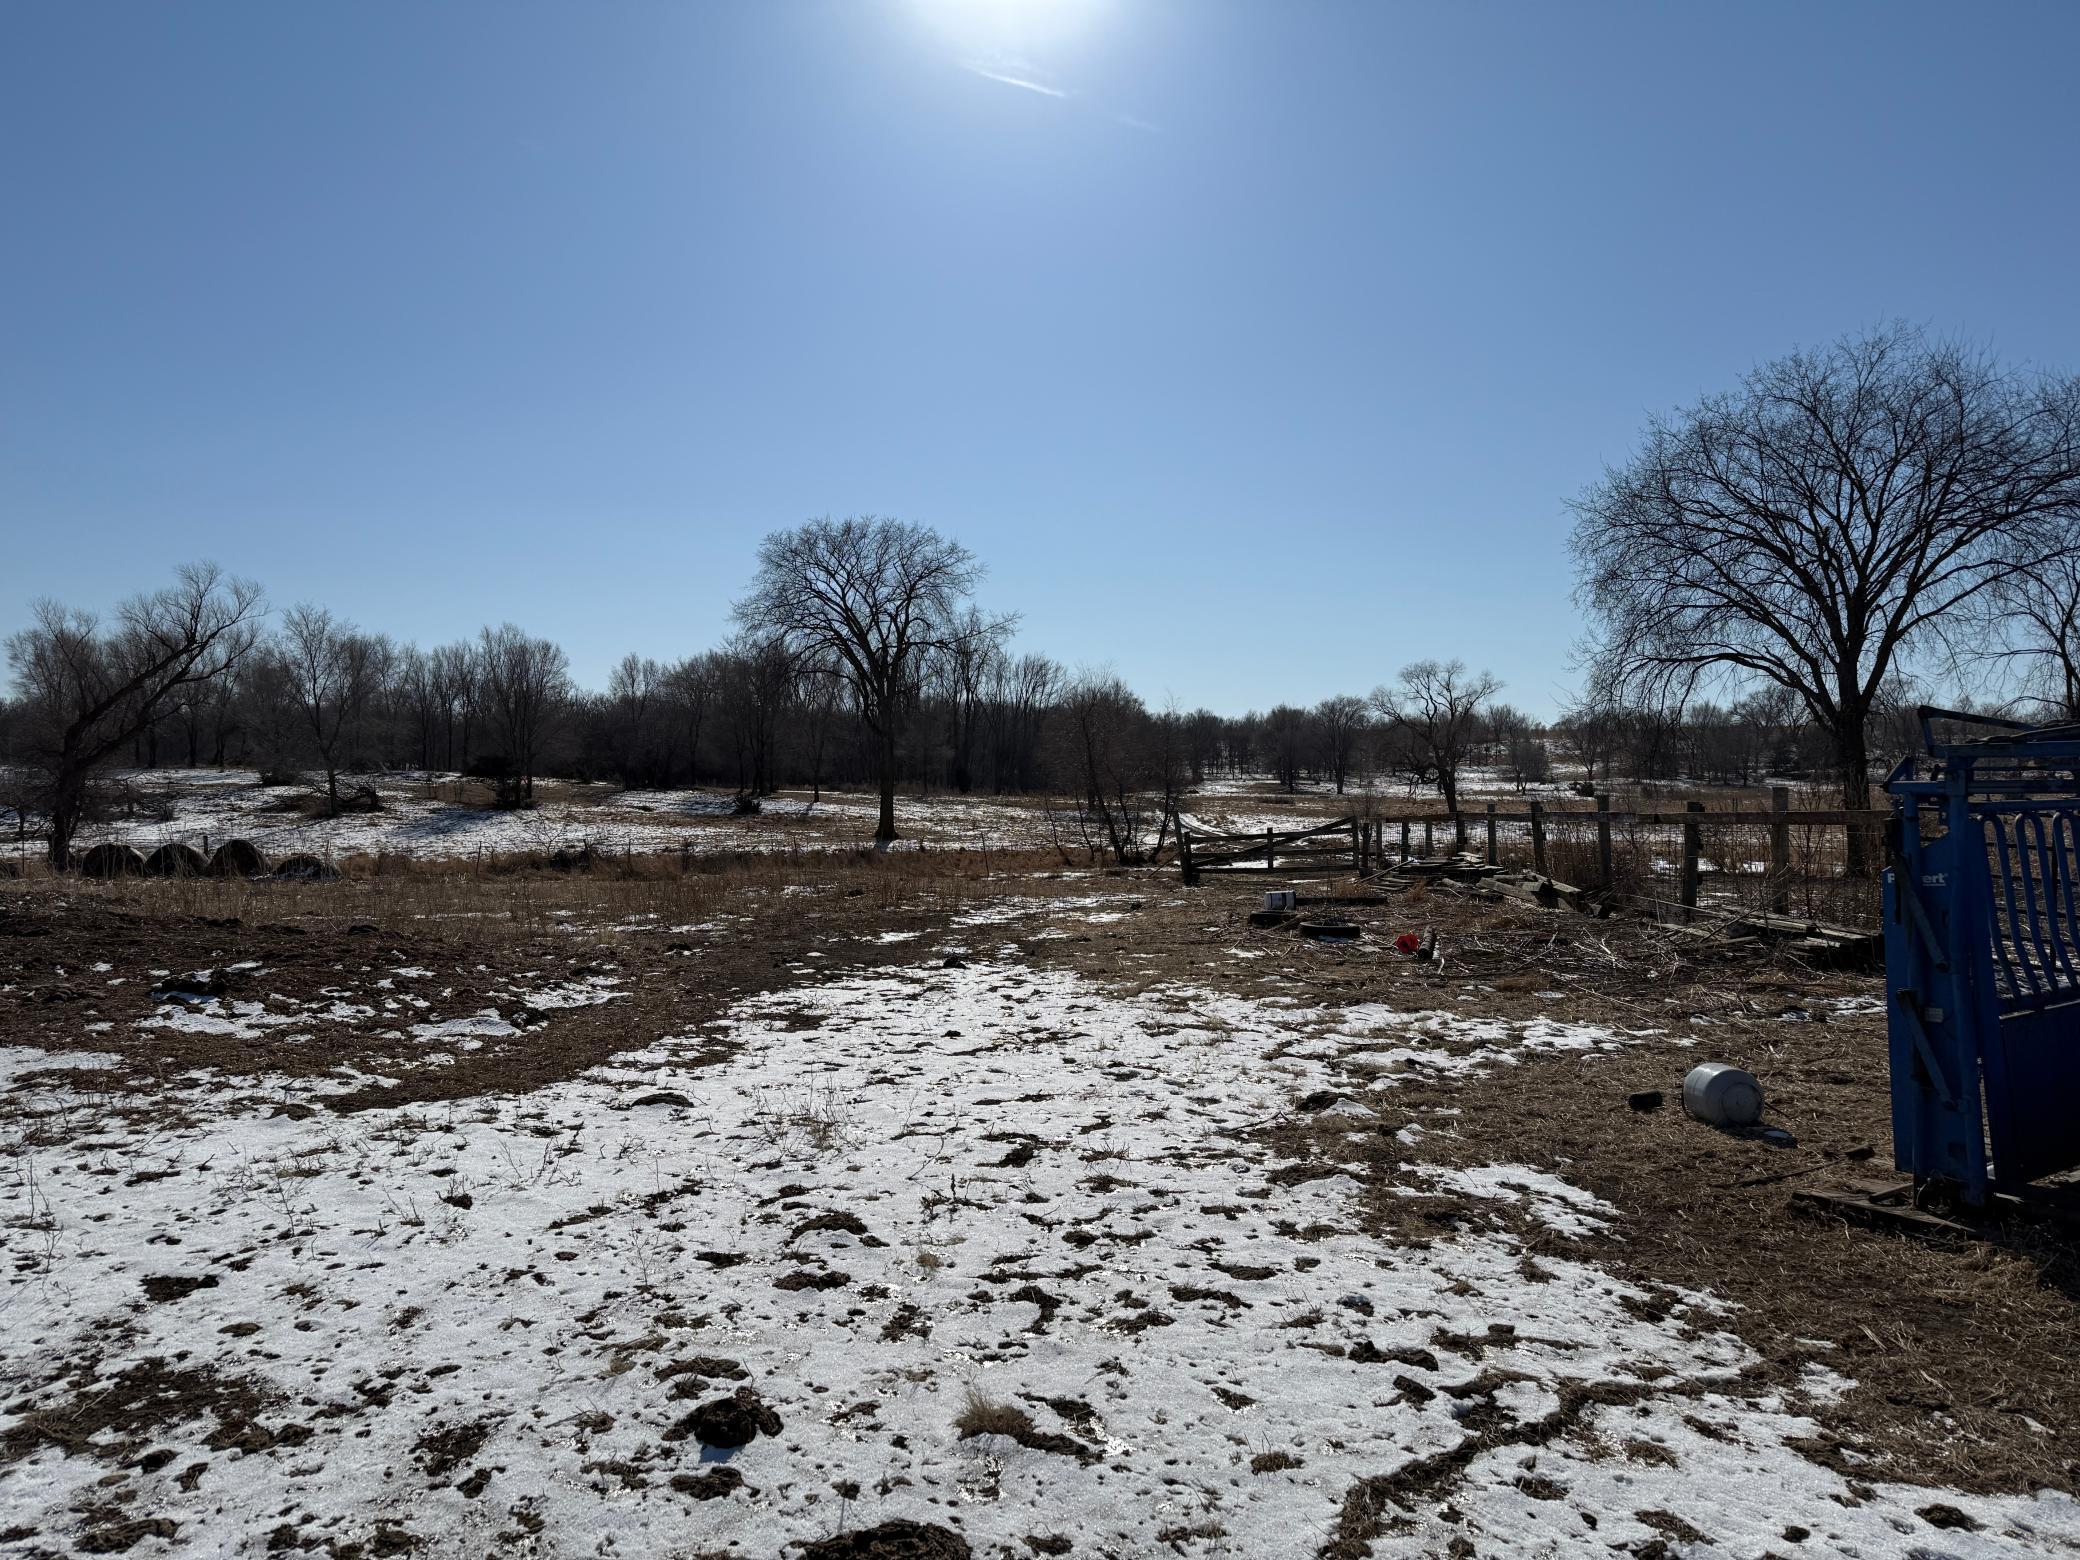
(5, 1), (2078, 719)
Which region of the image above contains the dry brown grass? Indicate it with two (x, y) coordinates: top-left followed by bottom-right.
(1485, 807), (1880, 928)
(951, 1390), (1095, 1462)
(6, 845), (1077, 952)
(952, 1389), (1036, 1443)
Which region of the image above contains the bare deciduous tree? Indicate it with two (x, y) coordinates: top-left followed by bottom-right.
(1987, 544), (2080, 721)
(428, 640), (480, 773)
(1371, 660), (1501, 845)
(984, 653), (1058, 795)
(735, 517), (1007, 845)
(5, 563), (265, 867)
(281, 604), (387, 813)
(1260, 705), (1310, 793)
(664, 653), (717, 787)
(1484, 702), (1548, 791)
(935, 606), (1001, 795)
(1555, 695), (1623, 786)
(1315, 695), (1368, 795)
(794, 655), (845, 805)
(714, 631), (794, 797)
(476, 624), (570, 804)
(604, 652), (665, 789)
(1057, 672), (1157, 864)
(1573, 325), (2080, 864)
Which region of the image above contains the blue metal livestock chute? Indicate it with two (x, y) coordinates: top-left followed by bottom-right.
(1883, 708), (2080, 1207)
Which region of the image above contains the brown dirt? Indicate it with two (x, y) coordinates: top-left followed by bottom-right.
(795, 1519), (972, 1559)
(0, 852), (1092, 1126)
(1, 1353), (287, 1469)
(1022, 877), (2080, 1514)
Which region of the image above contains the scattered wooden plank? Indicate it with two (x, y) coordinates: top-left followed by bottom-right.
(1791, 1175), (2080, 1239)
(1481, 872), (1609, 917)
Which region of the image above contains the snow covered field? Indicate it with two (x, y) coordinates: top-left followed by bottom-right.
(5, 884), (2073, 1558)
(51, 770), (1065, 862)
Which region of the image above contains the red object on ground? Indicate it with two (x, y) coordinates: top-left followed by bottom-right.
(1394, 931), (1423, 954)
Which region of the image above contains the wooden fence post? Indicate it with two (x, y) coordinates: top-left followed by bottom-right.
(1400, 820), (1410, 862)
(1422, 818), (1434, 857)
(1485, 803), (1497, 866)
(1350, 817), (1363, 876)
(1596, 793), (1612, 889)
(1769, 785), (1790, 913)
(1529, 801), (1548, 878)
(1681, 801), (1703, 919)
(1180, 825), (1197, 885)
(1265, 828), (1275, 873)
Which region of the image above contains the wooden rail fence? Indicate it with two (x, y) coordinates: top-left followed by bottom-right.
(1178, 815), (1363, 880)
(1180, 787), (1887, 918)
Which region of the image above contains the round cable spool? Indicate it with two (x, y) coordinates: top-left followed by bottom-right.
(1683, 1062), (1764, 1128)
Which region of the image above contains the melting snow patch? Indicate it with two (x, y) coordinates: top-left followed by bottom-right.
(408, 1010), (517, 1046)
(1414, 1163), (1618, 1237)
(513, 976), (626, 1009)
(1, 959), (2071, 1558)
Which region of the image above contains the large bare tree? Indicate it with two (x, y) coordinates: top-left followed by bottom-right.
(735, 517), (1005, 845)
(1314, 694), (1369, 795)
(1371, 660), (1501, 844)
(476, 624), (570, 804)
(1573, 325), (2080, 861)
(5, 563), (265, 867)
(603, 652), (666, 789)
(281, 604), (388, 813)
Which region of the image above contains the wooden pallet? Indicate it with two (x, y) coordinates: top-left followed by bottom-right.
(1791, 1175), (2080, 1238)
(1789, 1176), (1977, 1236)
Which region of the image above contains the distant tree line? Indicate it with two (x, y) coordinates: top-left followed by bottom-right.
(7, 324), (2080, 870)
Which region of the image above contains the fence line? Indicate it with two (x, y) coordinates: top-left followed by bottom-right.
(1181, 786), (1886, 926)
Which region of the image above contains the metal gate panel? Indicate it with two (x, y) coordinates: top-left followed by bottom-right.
(1885, 710), (2080, 1202)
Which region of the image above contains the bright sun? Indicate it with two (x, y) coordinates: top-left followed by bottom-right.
(908, 0), (1109, 58)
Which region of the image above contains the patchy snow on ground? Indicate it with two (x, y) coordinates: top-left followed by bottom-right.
(69, 771), (1069, 863)
(5, 957), (2076, 1558)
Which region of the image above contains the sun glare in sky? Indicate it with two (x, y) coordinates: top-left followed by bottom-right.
(908, 0), (1110, 63)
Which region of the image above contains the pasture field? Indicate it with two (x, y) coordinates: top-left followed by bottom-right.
(4, 799), (2079, 1558)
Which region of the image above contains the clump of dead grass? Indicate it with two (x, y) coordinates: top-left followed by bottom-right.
(6, 844), (1074, 952)
(953, 1389), (1096, 1463)
(953, 1389), (1036, 1443)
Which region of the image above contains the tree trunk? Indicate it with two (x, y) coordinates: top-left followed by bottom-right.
(876, 724), (898, 845)
(46, 769), (83, 871)
(1442, 772), (1466, 847)
(1836, 717), (1876, 878)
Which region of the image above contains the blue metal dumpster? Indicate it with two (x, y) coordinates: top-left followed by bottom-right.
(1884, 708), (2080, 1204)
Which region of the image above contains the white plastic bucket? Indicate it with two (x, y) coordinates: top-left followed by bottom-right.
(1683, 1062), (1764, 1128)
